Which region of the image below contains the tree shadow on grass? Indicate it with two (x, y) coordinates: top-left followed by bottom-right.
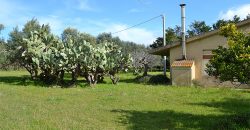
(119, 78), (139, 84)
(188, 98), (250, 129)
(0, 76), (33, 86)
(242, 90), (250, 94)
(0, 75), (89, 88)
(111, 109), (219, 129)
(188, 98), (250, 114)
(111, 98), (250, 129)
(119, 75), (171, 85)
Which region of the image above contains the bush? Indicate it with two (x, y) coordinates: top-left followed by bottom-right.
(206, 24), (250, 84)
(135, 74), (170, 85)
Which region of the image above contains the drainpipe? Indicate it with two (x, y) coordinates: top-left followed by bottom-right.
(180, 4), (187, 60)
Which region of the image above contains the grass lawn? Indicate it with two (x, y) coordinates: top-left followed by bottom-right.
(0, 71), (250, 129)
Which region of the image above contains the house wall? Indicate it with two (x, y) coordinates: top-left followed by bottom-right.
(170, 34), (227, 79)
(170, 22), (250, 80)
(239, 23), (250, 33)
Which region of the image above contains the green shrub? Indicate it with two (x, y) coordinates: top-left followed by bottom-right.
(148, 75), (170, 84)
(135, 74), (170, 85)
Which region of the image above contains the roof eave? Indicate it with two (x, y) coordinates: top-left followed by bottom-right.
(150, 18), (250, 55)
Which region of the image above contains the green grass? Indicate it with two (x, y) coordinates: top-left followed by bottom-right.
(0, 71), (250, 129)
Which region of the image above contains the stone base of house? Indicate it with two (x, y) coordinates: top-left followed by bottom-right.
(193, 76), (250, 88)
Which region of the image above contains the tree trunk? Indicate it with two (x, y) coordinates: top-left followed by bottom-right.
(71, 64), (80, 84)
(97, 74), (104, 83)
(143, 64), (149, 76)
(86, 73), (97, 86)
(110, 74), (119, 84)
(71, 71), (77, 83)
(24, 65), (36, 80)
(34, 69), (38, 79)
(109, 69), (119, 84)
(58, 70), (64, 84)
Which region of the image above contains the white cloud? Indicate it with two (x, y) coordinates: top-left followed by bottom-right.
(77, 0), (93, 11)
(128, 8), (143, 13)
(0, 0), (91, 36)
(219, 4), (250, 20)
(0, 0), (30, 27)
(137, 0), (152, 5)
(38, 16), (64, 35)
(105, 24), (156, 46)
(62, 0), (96, 12)
(0, 0), (156, 45)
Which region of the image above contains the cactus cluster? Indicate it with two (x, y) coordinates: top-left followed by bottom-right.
(19, 26), (132, 86)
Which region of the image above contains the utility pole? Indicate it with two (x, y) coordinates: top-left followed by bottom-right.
(162, 14), (166, 76)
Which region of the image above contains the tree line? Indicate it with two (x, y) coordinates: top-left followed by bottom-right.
(150, 15), (250, 49)
(0, 19), (162, 86)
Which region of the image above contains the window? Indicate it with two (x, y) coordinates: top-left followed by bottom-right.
(202, 49), (214, 75)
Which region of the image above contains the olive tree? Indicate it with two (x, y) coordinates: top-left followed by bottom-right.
(132, 51), (160, 76)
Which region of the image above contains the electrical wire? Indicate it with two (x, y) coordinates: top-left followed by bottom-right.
(111, 15), (162, 34)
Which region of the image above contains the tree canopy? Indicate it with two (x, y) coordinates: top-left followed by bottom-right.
(206, 23), (250, 85)
(150, 15), (248, 50)
(187, 21), (212, 37)
(150, 26), (181, 49)
(212, 15), (241, 30)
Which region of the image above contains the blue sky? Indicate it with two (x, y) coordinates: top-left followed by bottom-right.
(0, 0), (250, 45)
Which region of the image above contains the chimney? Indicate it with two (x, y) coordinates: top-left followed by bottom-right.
(180, 3), (187, 60)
